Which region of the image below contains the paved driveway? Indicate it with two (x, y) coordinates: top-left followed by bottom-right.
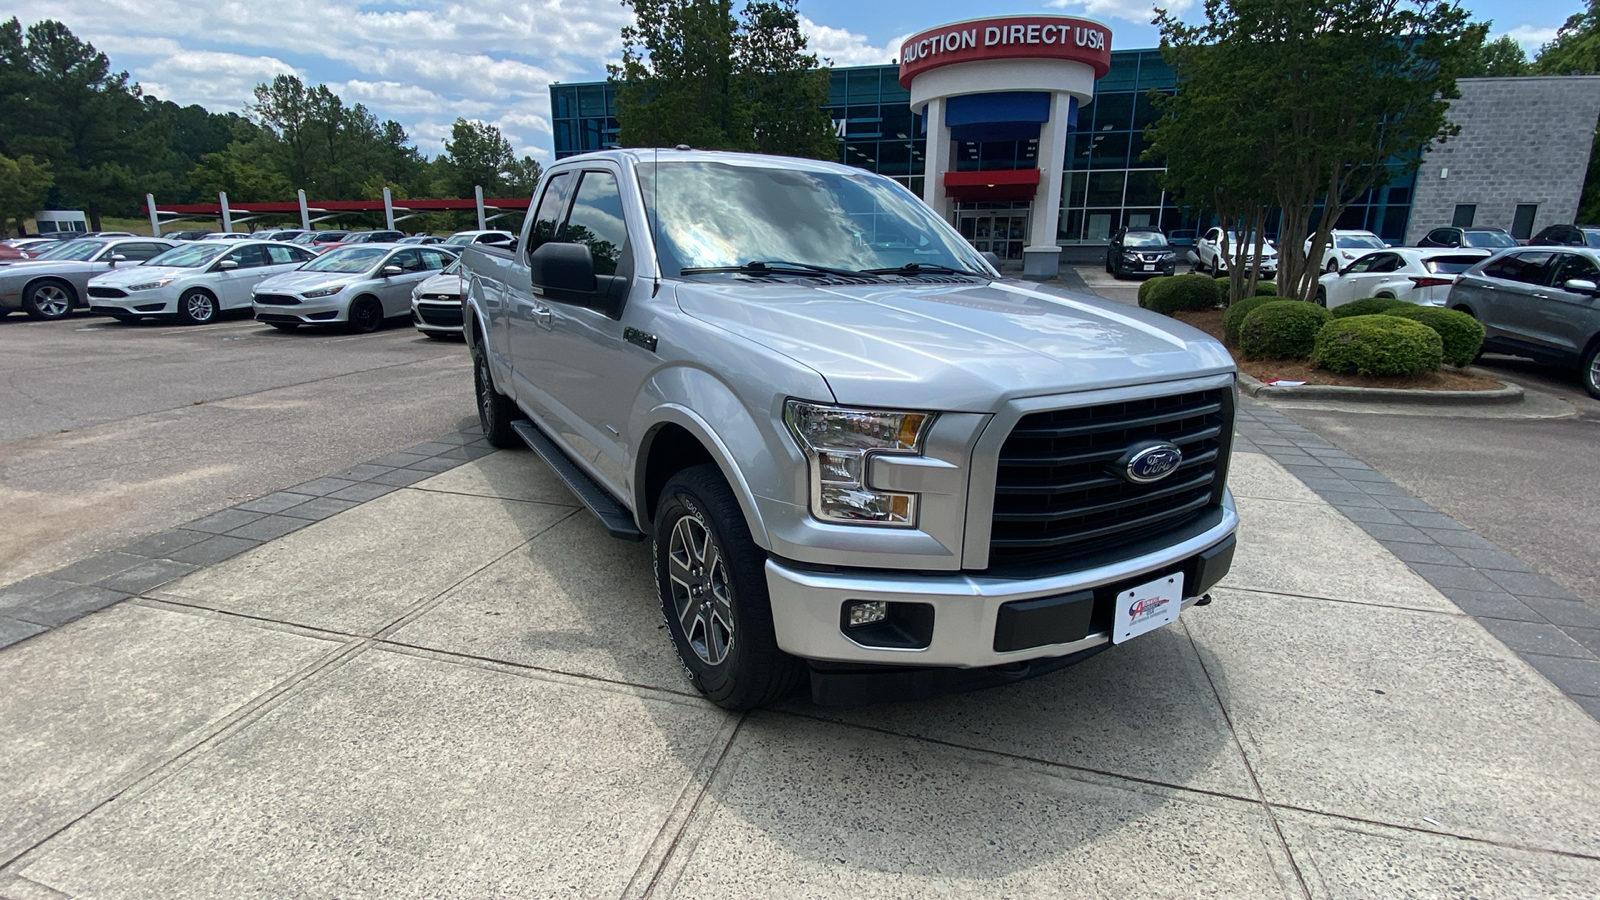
(3, 441), (1598, 897)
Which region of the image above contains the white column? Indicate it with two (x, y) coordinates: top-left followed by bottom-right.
(218, 192), (232, 233)
(298, 189), (311, 230)
(146, 193), (160, 236)
(919, 97), (952, 223)
(474, 186), (487, 231)
(1022, 92), (1075, 280)
(383, 187), (396, 230)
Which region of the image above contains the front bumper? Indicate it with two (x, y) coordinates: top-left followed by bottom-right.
(252, 295), (349, 324)
(766, 493), (1237, 669)
(88, 289), (180, 316)
(412, 298), (464, 333)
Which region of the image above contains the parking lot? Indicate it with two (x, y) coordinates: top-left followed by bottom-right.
(3, 304), (1600, 897)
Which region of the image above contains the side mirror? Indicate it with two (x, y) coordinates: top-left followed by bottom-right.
(109, 254), (128, 266)
(529, 242), (596, 297)
(218, 259), (239, 270)
(1563, 278), (1599, 296)
(381, 265), (403, 277)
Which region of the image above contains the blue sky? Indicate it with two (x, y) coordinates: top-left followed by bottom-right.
(9, 0), (1584, 162)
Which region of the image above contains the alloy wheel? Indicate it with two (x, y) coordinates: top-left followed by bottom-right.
(33, 284), (70, 318)
(186, 293), (215, 322)
(667, 512), (735, 666)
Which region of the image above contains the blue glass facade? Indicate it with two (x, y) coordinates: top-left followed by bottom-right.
(549, 50), (1414, 245)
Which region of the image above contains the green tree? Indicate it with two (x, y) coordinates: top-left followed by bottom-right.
(1155, 0), (1481, 302)
(0, 153), (53, 236)
(1532, 0), (1600, 74)
(1465, 34), (1529, 76)
(442, 119), (517, 196)
(737, 1), (836, 158)
(613, 0), (749, 150)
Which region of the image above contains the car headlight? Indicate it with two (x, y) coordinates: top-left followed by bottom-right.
(127, 278), (175, 291)
(784, 401), (933, 527)
(301, 285), (346, 298)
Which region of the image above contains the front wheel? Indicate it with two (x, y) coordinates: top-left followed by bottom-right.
(348, 296), (384, 333)
(177, 289), (217, 325)
(655, 465), (804, 711)
(1315, 288), (1327, 308)
(1580, 342), (1600, 400)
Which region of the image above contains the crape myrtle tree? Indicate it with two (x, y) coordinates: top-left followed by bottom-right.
(612, 0), (836, 159)
(1152, 0), (1482, 302)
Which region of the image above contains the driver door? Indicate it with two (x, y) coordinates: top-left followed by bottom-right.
(212, 244), (271, 307)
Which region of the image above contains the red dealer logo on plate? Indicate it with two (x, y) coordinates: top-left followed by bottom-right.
(898, 16), (1113, 88)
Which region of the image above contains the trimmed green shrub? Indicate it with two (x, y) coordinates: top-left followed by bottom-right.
(1329, 296), (1417, 319)
(1239, 300), (1333, 360)
(1222, 296), (1274, 345)
(1312, 315), (1443, 377)
(1142, 273), (1222, 314)
(1137, 275), (1170, 307)
(1386, 306), (1485, 367)
(1214, 276), (1279, 301)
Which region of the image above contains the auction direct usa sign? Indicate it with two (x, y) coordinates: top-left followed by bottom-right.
(898, 16), (1113, 88)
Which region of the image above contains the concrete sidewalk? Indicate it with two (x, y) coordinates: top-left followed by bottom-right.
(3, 441), (1599, 897)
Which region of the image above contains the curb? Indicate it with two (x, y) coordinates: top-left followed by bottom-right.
(1238, 371), (1524, 405)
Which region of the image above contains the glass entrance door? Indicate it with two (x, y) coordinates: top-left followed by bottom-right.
(957, 212), (1030, 260)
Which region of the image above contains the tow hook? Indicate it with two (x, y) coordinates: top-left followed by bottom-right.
(1195, 593), (1213, 606)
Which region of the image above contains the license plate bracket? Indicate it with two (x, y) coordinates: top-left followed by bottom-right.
(1112, 572), (1183, 643)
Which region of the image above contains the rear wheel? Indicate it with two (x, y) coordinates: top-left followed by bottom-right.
(654, 464), (803, 711)
(349, 296), (384, 333)
(177, 289), (217, 325)
(1315, 288), (1327, 308)
(23, 280), (74, 320)
(473, 340), (520, 449)
(1580, 341), (1600, 400)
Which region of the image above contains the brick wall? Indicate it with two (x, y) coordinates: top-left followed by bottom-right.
(1406, 76), (1600, 244)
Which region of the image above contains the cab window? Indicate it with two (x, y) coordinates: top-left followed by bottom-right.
(559, 170), (629, 276)
(1480, 251), (1555, 285)
(225, 245), (271, 268)
(526, 172), (575, 260)
(1550, 253), (1600, 288)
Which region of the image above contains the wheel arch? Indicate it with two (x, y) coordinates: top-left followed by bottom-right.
(634, 404), (773, 549)
(24, 275), (79, 305)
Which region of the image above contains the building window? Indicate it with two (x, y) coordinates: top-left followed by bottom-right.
(1452, 204), (1476, 228)
(1512, 203), (1538, 241)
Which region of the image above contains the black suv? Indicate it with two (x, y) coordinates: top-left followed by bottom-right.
(1106, 226), (1177, 279)
(1530, 224), (1600, 249)
(1416, 227), (1518, 250)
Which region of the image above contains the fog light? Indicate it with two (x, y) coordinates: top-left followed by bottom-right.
(846, 600), (888, 628)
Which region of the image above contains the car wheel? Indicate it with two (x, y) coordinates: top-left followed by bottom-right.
(177, 289), (218, 325)
(473, 340), (521, 449)
(1581, 341), (1600, 400)
(655, 464), (804, 711)
(268, 322), (300, 332)
(23, 280), (75, 320)
(1104, 255), (1113, 273)
(1315, 288), (1327, 308)
(1325, 259), (1339, 274)
(348, 296), (384, 333)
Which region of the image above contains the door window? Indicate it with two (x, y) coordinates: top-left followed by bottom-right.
(1480, 251), (1556, 285)
(225, 245), (271, 269)
(526, 172), (575, 261)
(559, 170), (629, 276)
(1345, 253), (1386, 274)
(112, 242), (169, 261)
(265, 245), (302, 265)
(419, 249), (451, 270)
(1550, 253), (1600, 288)
(388, 249), (426, 272)
(1365, 253), (1401, 273)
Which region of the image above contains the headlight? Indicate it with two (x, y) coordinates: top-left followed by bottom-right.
(301, 284), (345, 298)
(784, 400), (933, 527)
(127, 278), (175, 291)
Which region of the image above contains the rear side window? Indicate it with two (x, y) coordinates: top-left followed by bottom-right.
(266, 245), (301, 264)
(1586, 231), (1600, 249)
(1480, 251), (1555, 285)
(560, 170), (629, 276)
(419, 249), (451, 270)
(526, 172), (575, 259)
(1551, 253), (1600, 287)
(1422, 255), (1484, 275)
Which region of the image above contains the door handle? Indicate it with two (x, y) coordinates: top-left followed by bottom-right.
(535, 307), (552, 327)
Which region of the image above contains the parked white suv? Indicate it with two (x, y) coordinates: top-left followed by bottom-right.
(251, 244), (455, 332)
(1305, 230), (1387, 273)
(1195, 228), (1278, 278)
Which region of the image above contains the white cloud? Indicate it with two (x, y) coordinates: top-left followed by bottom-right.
(1501, 25), (1559, 53)
(801, 17), (906, 67)
(140, 51), (299, 112)
(1045, 0), (1188, 26)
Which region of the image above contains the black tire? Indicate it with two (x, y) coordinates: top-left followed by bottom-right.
(1104, 255), (1113, 274)
(348, 296), (384, 333)
(23, 279), (75, 320)
(472, 341), (520, 449)
(177, 288), (218, 325)
(1580, 341), (1600, 400)
(654, 464), (804, 711)
(1315, 288), (1327, 308)
(268, 322), (300, 332)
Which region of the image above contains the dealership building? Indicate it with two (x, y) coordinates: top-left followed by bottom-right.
(551, 16), (1600, 270)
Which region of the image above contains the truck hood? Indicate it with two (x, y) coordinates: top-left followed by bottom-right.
(254, 270), (365, 294)
(675, 278), (1234, 411)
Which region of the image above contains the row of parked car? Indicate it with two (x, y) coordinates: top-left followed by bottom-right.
(0, 228), (515, 262)
(0, 234), (466, 337)
(1104, 223), (1600, 397)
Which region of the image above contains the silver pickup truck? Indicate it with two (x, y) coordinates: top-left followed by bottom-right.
(461, 149), (1238, 710)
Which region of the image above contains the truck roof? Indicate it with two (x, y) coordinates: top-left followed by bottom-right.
(552, 148), (869, 177)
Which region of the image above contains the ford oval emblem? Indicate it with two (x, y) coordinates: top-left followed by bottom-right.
(1123, 442), (1184, 484)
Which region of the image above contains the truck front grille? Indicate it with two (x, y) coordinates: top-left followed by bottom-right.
(987, 388), (1233, 570)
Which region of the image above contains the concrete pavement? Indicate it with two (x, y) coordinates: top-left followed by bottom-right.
(4, 440), (1599, 897)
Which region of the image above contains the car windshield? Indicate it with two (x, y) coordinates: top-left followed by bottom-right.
(300, 246), (387, 273)
(32, 240), (105, 261)
(1335, 234), (1386, 249)
(1423, 255), (1485, 275)
(1465, 230), (1517, 248)
(145, 243), (230, 268)
(1123, 232), (1167, 248)
(442, 259), (460, 275)
(638, 160), (988, 276)
(1585, 231), (1600, 248)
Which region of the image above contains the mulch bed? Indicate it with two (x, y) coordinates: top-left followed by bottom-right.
(1170, 308), (1502, 392)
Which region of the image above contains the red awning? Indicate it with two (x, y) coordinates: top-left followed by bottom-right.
(943, 169), (1041, 202)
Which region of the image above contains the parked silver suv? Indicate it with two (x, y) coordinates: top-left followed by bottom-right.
(1447, 247), (1600, 397)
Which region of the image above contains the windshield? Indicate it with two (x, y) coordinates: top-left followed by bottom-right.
(1465, 230), (1517, 249)
(1123, 232), (1167, 248)
(146, 243), (229, 268)
(1335, 234), (1385, 249)
(1585, 232), (1600, 249)
(638, 161), (988, 276)
(300, 246), (387, 273)
(443, 234), (475, 246)
(33, 240), (105, 261)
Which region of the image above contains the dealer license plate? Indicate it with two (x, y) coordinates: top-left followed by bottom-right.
(1112, 572), (1184, 644)
(1142, 264), (1156, 271)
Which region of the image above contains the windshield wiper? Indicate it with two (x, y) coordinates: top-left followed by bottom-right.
(862, 262), (989, 277)
(678, 260), (877, 278)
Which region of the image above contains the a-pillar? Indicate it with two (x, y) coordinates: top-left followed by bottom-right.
(1023, 92), (1073, 280)
(920, 97), (953, 223)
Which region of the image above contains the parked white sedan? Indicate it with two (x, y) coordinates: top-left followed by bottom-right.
(1315, 247), (1492, 310)
(1304, 229), (1387, 273)
(410, 259), (464, 339)
(88, 241), (319, 324)
(251, 244), (456, 333)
